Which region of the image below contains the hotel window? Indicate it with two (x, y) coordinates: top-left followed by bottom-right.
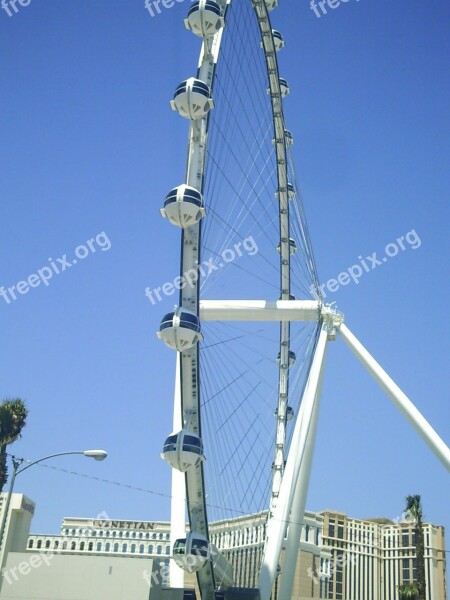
(139, 533), (143, 539)
(112, 531), (116, 538)
(337, 525), (344, 539)
(28, 539), (34, 548)
(165, 546), (170, 555)
(80, 542), (85, 551)
(402, 533), (409, 547)
(88, 542), (93, 551)
(139, 544), (145, 554)
(62, 541), (67, 550)
(148, 545), (154, 554)
(45, 540), (51, 549)
(132, 532), (136, 539)
(122, 543), (128, 552)
(131, 544), (136, 553)
(96, 542), (102, 552)
(105, 543), (110, 551)
(71, 542), (76, 550)
(114, 543), (119, 552)
(412, 558), (417, 581)
(54, 541), (59, 550)
(157, 545), (162, 555)
(329, 523), (335, 538)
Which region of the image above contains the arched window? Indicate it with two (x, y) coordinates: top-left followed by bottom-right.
(80, 542), (85, 551)
(88, 542), (93, 551)
(139, 532), (143, 539)
(62, 541), (68, 550)
(71, 529), (76, 535)
(131, 544), (136, 553)
(45, 540), (51, 549)
(71, 542), (76, 551)
(37, 540), (42, 549)
(114, 543), (119, 552)
(122, 543), (128, 553)
(96, 542), (102, 552)
(54, 541), (59, 550)
(64, 528), (69, 535)
(148, 545), (154, 554)
(139, 544), (145, 554)
(157, 545), (162, 555)
(105, 543), (111, 552)
(132, 532), (136, 539)
(28, 539), (34, 549)
(159, 533), (163, 540)
(165, 546), (170, 555)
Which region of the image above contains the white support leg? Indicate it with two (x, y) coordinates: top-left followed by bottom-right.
(170, 354), (186, 588)
(259, 325), (329, 600)
(278, 340), (328, 600)
(339, 323), (450, 472)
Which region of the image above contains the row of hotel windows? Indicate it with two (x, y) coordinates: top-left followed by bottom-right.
(28, 539), (170, 556)
(62, 528), (170, 541)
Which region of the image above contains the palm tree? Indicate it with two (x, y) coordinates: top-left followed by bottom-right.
(404, 495), (426, 600)
(0, 398), (28, 494)
(398, 583), (418, 599)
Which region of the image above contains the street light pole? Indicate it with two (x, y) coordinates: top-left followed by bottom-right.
(0, 450), (107, 554)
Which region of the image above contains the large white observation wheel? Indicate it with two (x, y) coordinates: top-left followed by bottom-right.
(156, 2), (450, 600)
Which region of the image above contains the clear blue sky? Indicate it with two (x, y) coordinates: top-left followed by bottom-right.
(1, 0), (448, 550)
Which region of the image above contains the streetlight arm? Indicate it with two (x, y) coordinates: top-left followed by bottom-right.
(16, 451), (85, 475)
(15, 449), (107, 475)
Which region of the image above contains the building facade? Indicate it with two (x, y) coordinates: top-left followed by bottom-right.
(23, 507), (447, 600)
(316, 510), (447, 600)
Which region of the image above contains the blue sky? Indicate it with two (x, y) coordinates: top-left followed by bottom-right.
(1, 0), (449, 552)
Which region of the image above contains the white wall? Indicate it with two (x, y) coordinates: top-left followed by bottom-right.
(0, 553), (161, 600)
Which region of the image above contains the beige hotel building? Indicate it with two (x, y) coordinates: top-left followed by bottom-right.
(21, 504), (446, 600)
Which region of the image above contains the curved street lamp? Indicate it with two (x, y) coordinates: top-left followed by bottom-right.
(0, 449), (108, 553)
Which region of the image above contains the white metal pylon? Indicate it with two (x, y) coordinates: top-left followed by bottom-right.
(259, 324), (329, 600)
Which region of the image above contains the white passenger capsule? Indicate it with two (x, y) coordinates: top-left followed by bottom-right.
(279, 77), (290, 97)
(272, 129), (294, 147)
(275, 182), (296, 201)
(265, 0), (279, 11)
(184, 0), (224, 37)
(161, 430), (205, 472)
(277, 238), (298, 255)
(161, 184), (206, 228)
(170, 77), (214, 120)
(157, 308), (203, 351)
(272, 29), (285, 52)
(276, 350), (297, 367)
(275, 406), (295, 420)
(173, 533), (210, 572)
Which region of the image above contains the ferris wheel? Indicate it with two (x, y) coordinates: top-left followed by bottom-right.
(155, 2), (450, 599)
